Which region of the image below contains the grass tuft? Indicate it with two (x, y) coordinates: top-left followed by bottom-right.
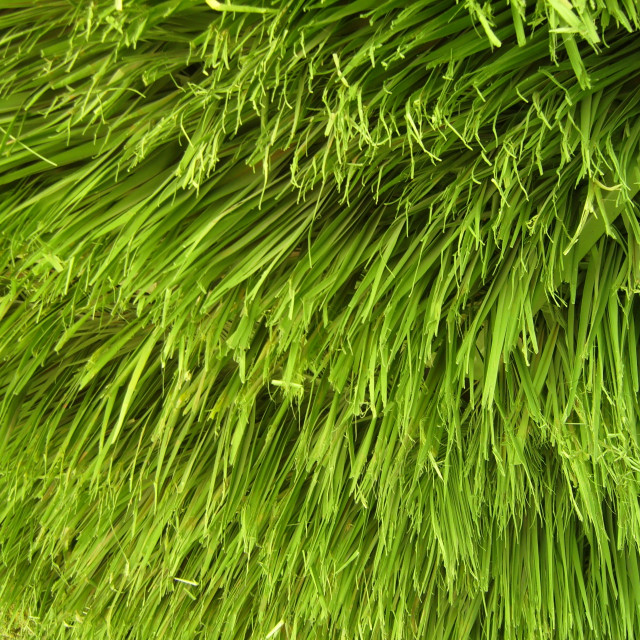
(1, 1), (640, 638)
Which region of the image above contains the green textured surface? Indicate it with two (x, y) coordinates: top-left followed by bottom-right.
(1, 1), (640, 638)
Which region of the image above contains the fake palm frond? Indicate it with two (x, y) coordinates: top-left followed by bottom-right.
(1, 0), (640, 638)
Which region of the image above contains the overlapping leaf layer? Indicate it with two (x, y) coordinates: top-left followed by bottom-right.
(1, 1), (640, 638)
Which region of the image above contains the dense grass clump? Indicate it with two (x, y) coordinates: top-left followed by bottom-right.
(1, 0), (640, 638)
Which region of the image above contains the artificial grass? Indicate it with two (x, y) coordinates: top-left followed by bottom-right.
(1, 0), (640, 638)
